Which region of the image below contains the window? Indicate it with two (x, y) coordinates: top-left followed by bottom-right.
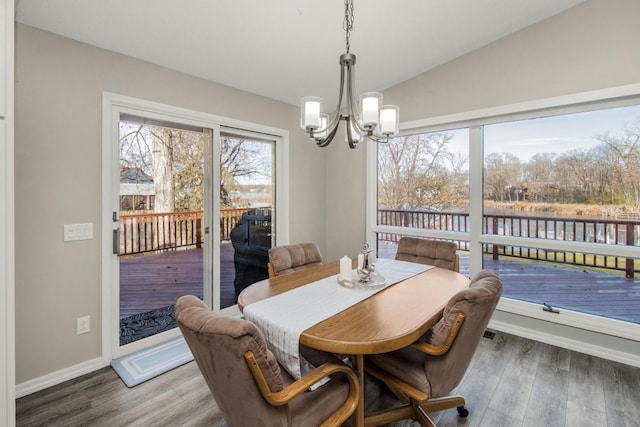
(369, 88), (640, 337)
(376, 128), (470, 275)
(483, 106), (640, 324)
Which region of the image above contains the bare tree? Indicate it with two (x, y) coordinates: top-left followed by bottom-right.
(378, 132), (462, 210)
(484, 152), (522, 202)
(150, 128), (176, 213)
(220, 136), (272, 207)
(523, 152), (557, 202)
(596, 120), (640, 206)
(120, 123), (272, 212)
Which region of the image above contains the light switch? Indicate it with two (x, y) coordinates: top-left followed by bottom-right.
(64, 223), (94, 242)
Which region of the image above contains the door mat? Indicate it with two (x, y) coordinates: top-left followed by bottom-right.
(119, 304), (177, 346)
(111, 336), (193, 387)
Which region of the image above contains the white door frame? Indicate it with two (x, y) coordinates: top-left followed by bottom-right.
(101, 92), (289, 361)
(2, 0), (15, 423)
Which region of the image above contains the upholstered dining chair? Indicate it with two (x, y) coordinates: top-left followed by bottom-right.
(395, 236), (460, 272)
(175, 295), (359, 427)
(267, 242), (323, 277)
(364, 270), (503, 426)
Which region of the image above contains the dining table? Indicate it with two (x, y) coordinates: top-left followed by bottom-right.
(238, 258), (470, 426)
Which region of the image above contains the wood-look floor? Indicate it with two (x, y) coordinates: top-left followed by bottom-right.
(16, 331), (640, 427)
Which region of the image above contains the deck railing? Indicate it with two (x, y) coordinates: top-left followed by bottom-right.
(378, 209), (640, 278)
(119, 208), (255, 256)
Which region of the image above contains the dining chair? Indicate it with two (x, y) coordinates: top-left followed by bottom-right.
(267, 242), (323, 277)
(175, 295), (359, 427)
(364, 270), (503, 426)
(395, 236), (460, 272)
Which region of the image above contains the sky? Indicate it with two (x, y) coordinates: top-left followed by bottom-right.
(446, 103), (640, 162)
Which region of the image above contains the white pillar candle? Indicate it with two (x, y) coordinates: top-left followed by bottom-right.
(340, 256), (352, 281)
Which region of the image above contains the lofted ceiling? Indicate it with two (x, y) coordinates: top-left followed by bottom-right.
(16, 0), (585, 108)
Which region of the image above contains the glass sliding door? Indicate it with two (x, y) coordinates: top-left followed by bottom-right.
(104, 93), (289, 358)
(218, 130), (275, 308)
(117, 114), (207, 345)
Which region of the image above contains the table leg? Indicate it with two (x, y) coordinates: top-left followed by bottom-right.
(352, 354), (365, 427)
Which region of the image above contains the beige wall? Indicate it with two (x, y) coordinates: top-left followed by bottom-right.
(14, 24), (328, 383)
(324, 0), (640, 356)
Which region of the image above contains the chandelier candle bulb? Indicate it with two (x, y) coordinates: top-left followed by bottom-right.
(315, 114), (329, 140)
(346, 120), (362, 143)
(301, 96), (322, 130)
(380, 105), (399, 135)
(360, 92), (383, 127)
(340, 256), (352, 282)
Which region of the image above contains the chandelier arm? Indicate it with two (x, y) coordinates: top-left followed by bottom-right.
(315, 118), (342, 148)
(346, 61), (360, 124)
(330, 56), (348, 129)
(345, 115), (358, 149)
(365, 133), (390, 143)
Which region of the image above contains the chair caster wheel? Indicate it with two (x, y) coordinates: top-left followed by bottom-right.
(457, 406), (469, 417)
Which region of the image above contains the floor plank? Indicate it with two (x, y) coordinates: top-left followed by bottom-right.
(487, 336), (541, 421)
(601, 359), (640, 427)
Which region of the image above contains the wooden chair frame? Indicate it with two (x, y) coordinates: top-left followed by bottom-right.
(364, 313), (466, 427)
(244, 351), (360, 426)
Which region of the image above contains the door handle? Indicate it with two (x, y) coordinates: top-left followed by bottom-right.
(113, 228), (120, 255)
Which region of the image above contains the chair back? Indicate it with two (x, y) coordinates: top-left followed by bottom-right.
(423, 270), (502, 397)
(395, 236), (459, 272)
(268, 242), (322, 277)
(175, 295), (289, 426)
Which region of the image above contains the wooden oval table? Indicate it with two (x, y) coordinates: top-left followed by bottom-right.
(238, 260), (470, 426)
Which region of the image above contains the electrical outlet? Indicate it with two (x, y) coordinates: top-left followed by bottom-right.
(77, 316), (90, 335)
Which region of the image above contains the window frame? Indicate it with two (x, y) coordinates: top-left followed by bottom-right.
(367, 83), (640, 341)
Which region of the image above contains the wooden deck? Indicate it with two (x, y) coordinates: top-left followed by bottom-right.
(119, 242), (237, 318)
(120, 242), (640, 324)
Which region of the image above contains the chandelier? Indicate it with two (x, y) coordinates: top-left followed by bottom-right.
(300, 0), (399, 149)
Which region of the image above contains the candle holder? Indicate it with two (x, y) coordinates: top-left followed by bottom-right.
(357, 244), (375, 283)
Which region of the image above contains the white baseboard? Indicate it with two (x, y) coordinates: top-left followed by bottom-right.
(490, 319), (640, 368)
(15, 357), (108, 398)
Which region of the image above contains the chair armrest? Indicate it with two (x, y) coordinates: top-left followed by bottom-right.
(411, 312), (465, 356)
(244, 351), (359, 423)
(267, 262), (276, 278)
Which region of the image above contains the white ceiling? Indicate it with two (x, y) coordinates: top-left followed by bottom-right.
(16, 0), (585, 108)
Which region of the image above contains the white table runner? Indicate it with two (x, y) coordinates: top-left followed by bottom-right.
(243, 259), (432, 380)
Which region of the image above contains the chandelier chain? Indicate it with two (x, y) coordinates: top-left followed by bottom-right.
(343, 0), (354, 53)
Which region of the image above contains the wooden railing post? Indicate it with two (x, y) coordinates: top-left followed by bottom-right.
(196, 218), (202, 249)
(626, 224), (635, 278)
(492, 217), (499, 260)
